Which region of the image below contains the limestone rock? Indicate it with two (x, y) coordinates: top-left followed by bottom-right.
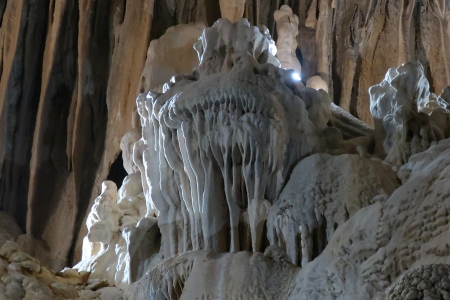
(139, 22), (205, 92)
(0, 211), (22, 249)
(305, 0), (318, 28)
(274, 5), (302, 74)
(125, 250), (297, 300)
(120, 129), (142, 175)
(136, 19), (318, 259)
(219, 0), (245, 22)
(332, 1), (450, 124)
(306, 75), (328, 93)
(370, 62), (450, 166)
(77, 178), (160, 288)
(0, 241), (123, 300)
(0, 241), (21, 260)
(9, 251), (41, 273)
(384, 264), (450, 300)
(289, 138), (450, 299)
(0, 0), (156, 270)
(267, 153), (399, 266)
(49, 282), (79, 298)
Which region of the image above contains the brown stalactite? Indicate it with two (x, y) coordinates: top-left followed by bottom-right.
(316, 0), (334, 96)
(398, 0), (416, 66)
(429, 0), (450, 88)
(26, 0), (79, 270)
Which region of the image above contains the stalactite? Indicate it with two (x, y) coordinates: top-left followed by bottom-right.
(398, 0), (416, 65)
(429, 0), (450, 87)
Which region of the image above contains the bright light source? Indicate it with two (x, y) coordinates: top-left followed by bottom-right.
(292, 72), (301, 81)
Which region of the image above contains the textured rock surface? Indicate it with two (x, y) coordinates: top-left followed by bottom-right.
(383, 264), (450, 299)
(76, 179), (159, 288)
(267, 153), (399, 266)
(219, 0), (245, 22)
(125, 250), (297, 300)
(0, 212), (22, 246)
(139, 22), (205, 92)
(370, 62), (450, 165)
(0, 0), (155, 269)
(0, 241), (123, 299)
(330, 0), (450, 124)
(274, 5), (302, 74)
(291, 138), (450, 299)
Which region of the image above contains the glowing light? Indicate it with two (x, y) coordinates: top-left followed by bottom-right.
(292, 72), (301, 81)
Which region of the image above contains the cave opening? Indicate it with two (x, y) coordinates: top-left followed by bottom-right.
(107, 152), (128, 188)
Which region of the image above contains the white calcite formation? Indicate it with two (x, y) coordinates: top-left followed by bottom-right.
(139, 23), (205, 92)
(369, 62), (450, 166)
(135, 18), (319, 258)
(56, 19), (450, 300)
(267, 153), (399, 266)
(76, 178), (159, 289)
(120, 129), (142, 175)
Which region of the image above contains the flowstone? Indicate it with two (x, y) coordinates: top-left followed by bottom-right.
(135, 18), (320, 257)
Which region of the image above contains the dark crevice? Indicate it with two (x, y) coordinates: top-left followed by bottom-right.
(350, 55), (362, 116)
(107, 153), (127, 188)
(312, 216), (328, 260)
(204, 0), (221, 26)
(68, 0), (112, 266)
(332, 24), (341, 106)
(0, 0), (7, 29)
(150, 0), (176, 40)
(49, 0), (56, 25)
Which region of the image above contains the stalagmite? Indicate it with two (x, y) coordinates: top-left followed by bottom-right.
(397, 0), (415, 65)
(306, 75), (328, 92)
(428, 0), (450, 86)
(274, 5), (302, 75)
(305, 0), (318, 28)
(139, 23), (205, 93)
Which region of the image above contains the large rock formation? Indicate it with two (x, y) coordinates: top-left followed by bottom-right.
(62, 17), (450, 299)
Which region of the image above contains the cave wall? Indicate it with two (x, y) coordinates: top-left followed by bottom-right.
(0, 0), (448, 269)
